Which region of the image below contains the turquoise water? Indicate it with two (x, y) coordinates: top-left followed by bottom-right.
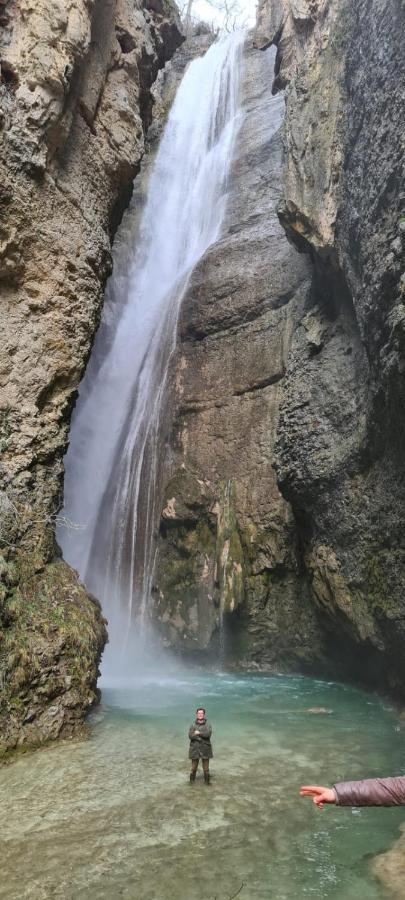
(0, 672), (404, 899)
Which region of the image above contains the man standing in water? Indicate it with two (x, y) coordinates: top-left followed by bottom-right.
(188, 707), (213, 784)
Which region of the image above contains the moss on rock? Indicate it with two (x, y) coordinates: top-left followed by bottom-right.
(0, 555), (106, 761)
(0, 493), (106, 762)
(216, 480), (245, 615)
(306, 544), (383, 647)
(154, 467), (219, 649)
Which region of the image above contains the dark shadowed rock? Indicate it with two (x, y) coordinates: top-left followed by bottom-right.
(259, 0), (405, 694)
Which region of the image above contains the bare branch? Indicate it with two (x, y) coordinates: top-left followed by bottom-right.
(53, 514), (85, 531)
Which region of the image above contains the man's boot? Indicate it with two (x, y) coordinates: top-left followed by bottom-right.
(204, 771), (210, 785)
(190, 770), (196, 783)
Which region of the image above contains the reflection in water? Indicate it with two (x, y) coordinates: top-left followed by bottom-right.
(0, 673), (403, 899)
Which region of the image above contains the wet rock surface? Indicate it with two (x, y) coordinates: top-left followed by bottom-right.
(0, 555), (107, 759)
(0, 0), (182, 756)
(154, 41), (326, 668)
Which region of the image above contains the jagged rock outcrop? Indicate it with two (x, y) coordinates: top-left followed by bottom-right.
(255, 0), (345, 252)
(153, 40), (327, 669)
(255, 0), (405, 692)
(0, 0), (182, 757)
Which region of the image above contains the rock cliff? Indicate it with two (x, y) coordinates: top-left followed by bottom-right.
(153, 40), (327, 670)
(0, 0), (182, 757)
(155, 1), (405, 694)
(255, 0), (405, 693)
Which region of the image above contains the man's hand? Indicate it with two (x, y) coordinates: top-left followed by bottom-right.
(194, 730), (200, 735)
(300, 786), (337, 809)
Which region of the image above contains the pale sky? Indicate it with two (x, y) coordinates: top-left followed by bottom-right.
(188, 0), (258, 30)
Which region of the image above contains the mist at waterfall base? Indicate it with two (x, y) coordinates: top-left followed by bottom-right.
(58, 32), (245, 679)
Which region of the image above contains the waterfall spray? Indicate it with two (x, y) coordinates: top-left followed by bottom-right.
(58, 32), (245, 677)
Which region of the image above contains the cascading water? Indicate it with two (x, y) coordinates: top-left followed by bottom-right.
(58, 32), (245, 676)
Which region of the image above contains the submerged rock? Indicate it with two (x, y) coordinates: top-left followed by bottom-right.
(373, 824), (405, 899)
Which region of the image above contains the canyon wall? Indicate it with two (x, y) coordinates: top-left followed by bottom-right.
(0, 0), (182, 757)
(256, 0), (405, 692)
(153, 40), (328, 670)
(155, 1), (405, 693)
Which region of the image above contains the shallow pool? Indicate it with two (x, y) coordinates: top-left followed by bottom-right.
(1, 672), (404, 899)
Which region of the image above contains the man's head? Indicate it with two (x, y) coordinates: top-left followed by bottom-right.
(196, 707), (206, 722)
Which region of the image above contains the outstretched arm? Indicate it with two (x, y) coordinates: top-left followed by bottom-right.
(300, 776), (405, 808)
(334, 776), (405, 807)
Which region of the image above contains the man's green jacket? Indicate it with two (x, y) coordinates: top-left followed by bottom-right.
(188, 719), (213, 759)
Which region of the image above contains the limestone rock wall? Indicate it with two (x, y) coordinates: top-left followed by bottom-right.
(155, 2), (405, 694)
(153, 41), (327, 670)
(256, 0), (405, 693)
(0, 0), (182, 756)
(255, 0), (345, 253)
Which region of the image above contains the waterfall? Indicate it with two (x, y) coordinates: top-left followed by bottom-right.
(58, 31), (245, 676)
